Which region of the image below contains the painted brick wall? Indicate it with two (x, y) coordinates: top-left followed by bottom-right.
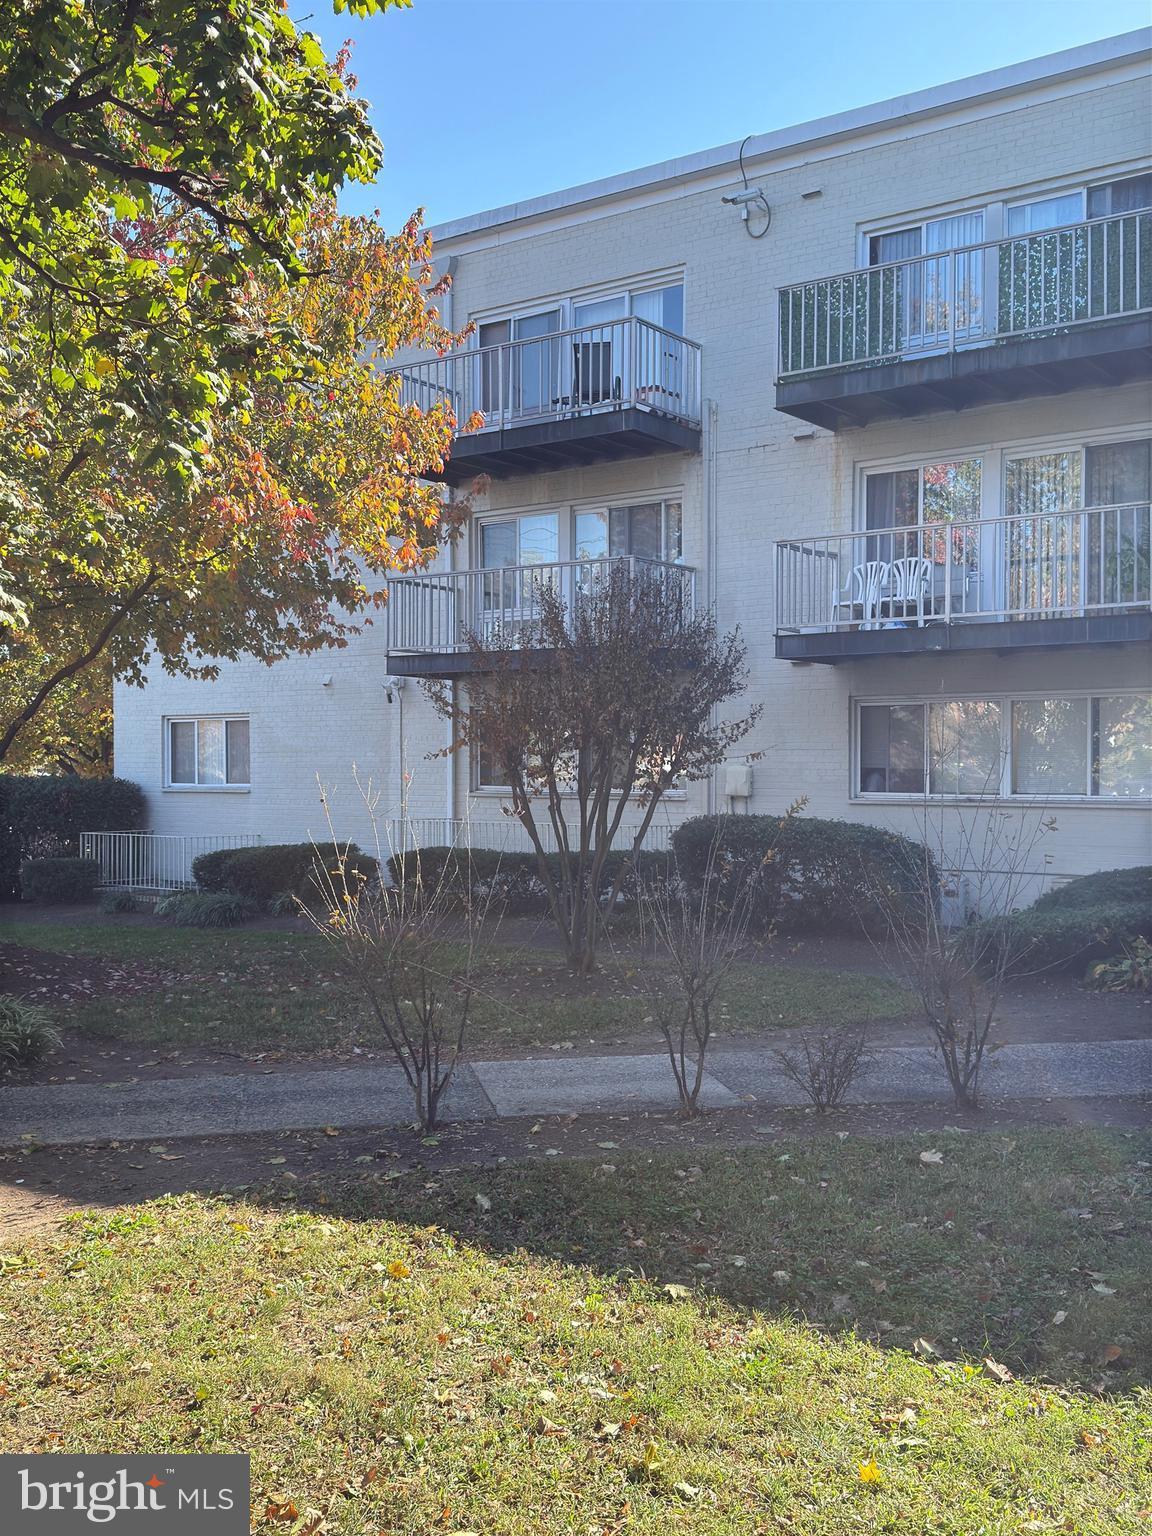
(114, 62), (1152, 885)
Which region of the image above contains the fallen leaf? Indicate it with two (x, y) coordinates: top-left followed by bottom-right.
(919, 1149), (944, 1165)
(475, 1193), (491, 1213)
(1092, 1283), (1117, 1296)
(662, 1283), (691, 1299)
(1051, 1310), (1068, 1325)
(534, 1416), (567, 1437)
(673, 1481), (701, 1500)
(983, 1357), (1013, 1383)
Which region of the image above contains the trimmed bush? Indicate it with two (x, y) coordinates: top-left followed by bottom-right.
(191, 842), (378, 904)
(223, 843), (378, 903)
(189, 846), (241, 892)
(156, 891), (260, 928)
(670, 813), (937, 936)
(19, 856), (101, 905)
(969, 902), (1152, 976)
(1032, 866), (1151, 914)
(0, 996), (60, 1069)
(386, 846), (671, 916)
(99, 889), (139, 915)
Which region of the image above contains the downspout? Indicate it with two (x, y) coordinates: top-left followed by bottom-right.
(703, 397), (719, 815)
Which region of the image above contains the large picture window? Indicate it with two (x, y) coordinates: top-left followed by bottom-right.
(856, 694), (1150, 800)
(167, 717), (250, 788)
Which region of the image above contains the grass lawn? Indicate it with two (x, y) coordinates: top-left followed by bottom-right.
(1, 1131), (1147, 1533)
(2, 918), (913, 1056)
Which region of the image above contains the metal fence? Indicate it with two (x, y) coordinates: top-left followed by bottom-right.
(775, 502), (1151, 633)
(387, 316), (702, 431)
(81, 831), (263, 891)
(778, 210), (1152, 377)
(386, 555), (696, 655)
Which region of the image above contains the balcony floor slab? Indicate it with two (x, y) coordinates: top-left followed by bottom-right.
(776, 610), (1152, 662)
(775, 314), (1152, 429)
(434, 407), (700, 485)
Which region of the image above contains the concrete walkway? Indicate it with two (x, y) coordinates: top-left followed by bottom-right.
(1, 1038), (1148, 1146)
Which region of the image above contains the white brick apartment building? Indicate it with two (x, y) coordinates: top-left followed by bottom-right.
(114, 31), (1152, 898)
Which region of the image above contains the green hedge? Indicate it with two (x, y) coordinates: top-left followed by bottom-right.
(0, 775), (145, 901)
(19, 856), (102, 905)
(1032, 866), (1151, 914)
(670, 813), (937, 936)
(386, 846), (672, 915)
(969, 901), (1152, 977)
(191, 842), (378, 904)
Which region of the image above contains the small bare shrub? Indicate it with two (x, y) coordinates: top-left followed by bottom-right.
(304, 797), (501, 1133)
(637, 838), (755, 1117)
(772, 1026), (872, 1112)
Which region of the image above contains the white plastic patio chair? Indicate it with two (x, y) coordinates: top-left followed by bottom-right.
(831, 560), (889, 629)
(887, 555), (933, 623)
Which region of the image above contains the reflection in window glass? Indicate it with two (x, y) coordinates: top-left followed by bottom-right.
(922, 460), (981, 523)
(170, 721), (196, 784)
(1094, 695), (1152, 798)
(859, 704), (925, 793)
(929, 701), (1002, 795)
(1012, 698), (1088, 795)
(1007, 192), (1083, 235)
(226, 719), (251, 786)
(197, 719), (226, 786)
(574, 511), (607, 561)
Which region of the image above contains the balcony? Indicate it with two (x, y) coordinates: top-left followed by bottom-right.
(774, 502), (1152, 661)
(385, 555), (696, 677)
(776, 213), (1152, 427)
(388, 317), (702, 485)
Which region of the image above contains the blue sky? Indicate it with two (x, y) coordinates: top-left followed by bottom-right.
(309, 0), (1150, 230)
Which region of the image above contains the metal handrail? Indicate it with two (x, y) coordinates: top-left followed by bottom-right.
(778, 209), (1152, 378)
(386, 554), (697, 654)
(386, 315), (703, 430)
(776, 210), (1149, 292)
(774, 501), (1152, 633)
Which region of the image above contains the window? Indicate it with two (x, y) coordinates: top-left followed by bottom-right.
(1007, 191), (1084, 236)
(928, 700), (1002, 796)
(856, 695), (1151, 799)
(859, 704), (925, 794)
(868, 211), (984, 265)
(167, 717), (250, 788)
(573, 500), (683, 564)
(1087, 174), (1152, 218)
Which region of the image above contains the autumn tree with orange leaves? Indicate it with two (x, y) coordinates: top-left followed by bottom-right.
(0, 0), (473, 766)
(0, 205), (462, 765)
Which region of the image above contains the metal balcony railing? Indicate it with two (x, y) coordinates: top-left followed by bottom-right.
(775, 502), (1152, 633)
(778, 212), (1152, 377)
(387, 555), (696, 655)
(387, 316), (702, 431)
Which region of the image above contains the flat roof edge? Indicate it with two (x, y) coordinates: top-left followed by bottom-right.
(430, 29), (1152, 245)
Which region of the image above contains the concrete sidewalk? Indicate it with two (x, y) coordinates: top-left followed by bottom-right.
(1, 1038), (1148, 1146)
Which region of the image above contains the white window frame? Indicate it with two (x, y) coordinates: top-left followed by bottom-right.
(472, 488), (686, 568)
(856, 165), (1152, 266)
(851, 690), (1151, 804)
(164, 715), (251, 792)
(850, 428), (1152, 531)
(469, 270), (687, 340)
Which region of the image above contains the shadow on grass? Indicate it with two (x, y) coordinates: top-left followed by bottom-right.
(5, 1114), (1148, 1395)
